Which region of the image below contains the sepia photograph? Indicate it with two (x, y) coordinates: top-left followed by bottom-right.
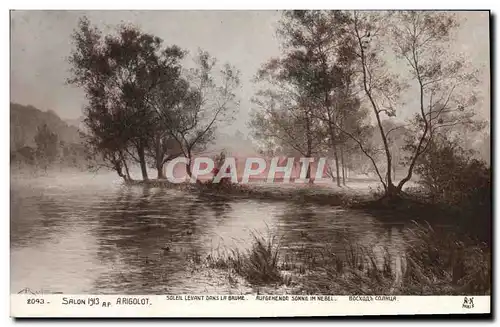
(9, 8), (491, 317)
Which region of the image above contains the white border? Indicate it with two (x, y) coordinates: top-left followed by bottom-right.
(2, 1), (496, 324)
(10, 295), (491, 317)
(3, 1), (496, 10)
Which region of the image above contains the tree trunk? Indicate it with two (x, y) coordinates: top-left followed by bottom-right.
(155, 138), (165, 180)
(156, 161), (165, 179)
(346, 157), (349, 179)
(382, 182), (402, 203)
(340, 146), (346, 186)
(114, 161), (127, 182)
(123, 160), (131, 181)
(119, 152), (132, 181)
(186, 161), (193, 178)
(305, 111), (313, 184)
(185, 153), (200, 183)
(354, 21), (394, 192)
(333, 145), (341, 187)
(326, 118), (341, 187)
(305, 160), (312, 183)
(137, 143), (149, 181)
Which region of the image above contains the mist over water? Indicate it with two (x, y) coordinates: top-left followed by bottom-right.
(11, 171), (409, 294)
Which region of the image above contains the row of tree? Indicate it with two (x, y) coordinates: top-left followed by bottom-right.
(68, 17), (240, 181)
(11, 124), (86, 171)
(250, 11), (483, 198)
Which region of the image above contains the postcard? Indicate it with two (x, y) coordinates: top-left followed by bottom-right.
(10, 9), (491, 317)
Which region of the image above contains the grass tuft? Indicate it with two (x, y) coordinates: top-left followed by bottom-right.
(186, 221), (490, 295)
(204, 231), (286, 286)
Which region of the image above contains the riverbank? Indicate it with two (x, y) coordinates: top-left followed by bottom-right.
(125, 178), (460, 225)
(128, 177), (491, 244)
(187, 224), (491, 295)
(126, 178), (378, 207)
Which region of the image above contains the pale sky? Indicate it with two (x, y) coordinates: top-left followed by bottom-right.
(10, 10), (490, 135)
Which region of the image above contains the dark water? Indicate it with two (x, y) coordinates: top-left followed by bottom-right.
(11, 172), (409, 294)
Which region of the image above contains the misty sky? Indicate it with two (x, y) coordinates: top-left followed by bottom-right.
(10, 10), (490, 135)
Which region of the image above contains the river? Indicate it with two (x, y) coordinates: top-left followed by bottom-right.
(11, 171), (410, 294)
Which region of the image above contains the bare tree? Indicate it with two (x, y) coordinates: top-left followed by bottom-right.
(341, 11), (406, 196)
(250, 70), (324, 180)
(164, 50), (240, 178)
(391, 11), (479, 192)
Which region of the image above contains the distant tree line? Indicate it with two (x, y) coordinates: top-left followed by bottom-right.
(67, 17), (240, 181)
(11, 124), (86, 172)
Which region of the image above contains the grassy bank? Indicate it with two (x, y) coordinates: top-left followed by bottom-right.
(190, 223), (490, 295)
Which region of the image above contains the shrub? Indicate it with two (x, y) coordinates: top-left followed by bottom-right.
(414, 137), (491, 242)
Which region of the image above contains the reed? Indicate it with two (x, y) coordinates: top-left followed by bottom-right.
(200, 222), (490, 295)
(204, 232), (285, 286)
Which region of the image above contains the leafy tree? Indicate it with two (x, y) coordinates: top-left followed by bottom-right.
(279, 11), (347, 184)
(68, 17), (134, 180)
(252, 10), (484, 196)
(68, 17), (189, 181)
(142, 46), (188, 179)
(251, 11), (372, 184)
(69, 18), (239, 182)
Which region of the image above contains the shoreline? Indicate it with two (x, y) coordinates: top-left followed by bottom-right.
(124, 179), (478, 234)
(125, 178), (373, 207)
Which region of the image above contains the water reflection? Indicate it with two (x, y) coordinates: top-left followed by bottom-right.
(90, 186), (196, 293)
(11, 174), (410, 294)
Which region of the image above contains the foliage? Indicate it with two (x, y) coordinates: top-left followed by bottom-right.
(34, 124), (59, 171)
(250, 10), (485, 197)
(414, 136), (491, 242)
(68, 17), (240, 181)
(415, 138), (484, 203)
(250, 11), (371, 185)
(165, 50), (241, 175)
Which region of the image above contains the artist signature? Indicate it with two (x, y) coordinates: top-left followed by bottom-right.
(17, 287), (62, 295)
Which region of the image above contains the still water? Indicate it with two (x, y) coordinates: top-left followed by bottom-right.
(11, 172), (408, 294)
